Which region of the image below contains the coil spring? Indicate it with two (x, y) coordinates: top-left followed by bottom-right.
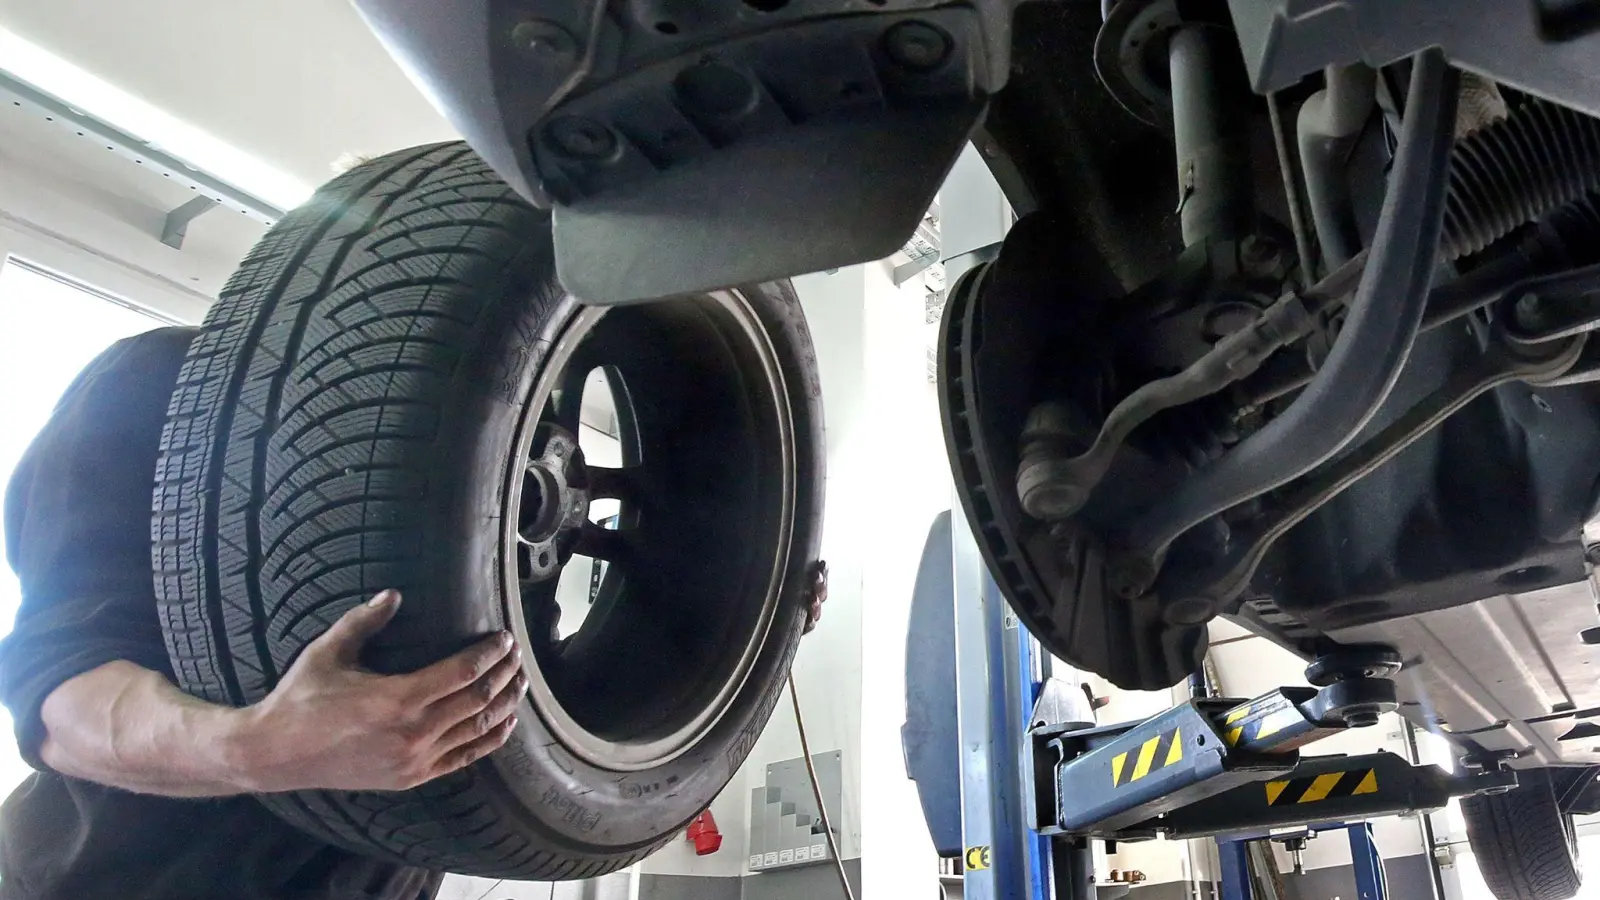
(1444, 99), (1600, 259)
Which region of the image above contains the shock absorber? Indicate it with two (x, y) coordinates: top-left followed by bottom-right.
(1169, 23), (1255, 246)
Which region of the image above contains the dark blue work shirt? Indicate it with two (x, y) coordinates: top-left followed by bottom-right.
(0, 327), (437, 900)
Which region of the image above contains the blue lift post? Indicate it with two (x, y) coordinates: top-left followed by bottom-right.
(952, 500), (1086, 900)
(1347, 823), (1388, 900)
(1216, 822), (1387, 900)
(1218, 838), (1252, 900)
(1014, 619), (1050, 899)
(952, 507), (1030, 900)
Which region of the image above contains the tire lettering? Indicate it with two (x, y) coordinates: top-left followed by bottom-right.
(541, 785), (602, 833)
(620, 781), (661, 800)
(502, 735), (538, 779)
(725, 621), (802, 776)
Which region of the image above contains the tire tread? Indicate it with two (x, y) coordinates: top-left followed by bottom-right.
(1462, 771), (1582, 900)
(154, 144), (665, 877)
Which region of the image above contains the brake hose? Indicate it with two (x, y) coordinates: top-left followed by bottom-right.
(1113, 50), (1460, 594)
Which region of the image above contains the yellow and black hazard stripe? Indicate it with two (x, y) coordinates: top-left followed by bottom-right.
(1111, 727), (1185, 786)
(1218, 693), (1335, 753)
(1263, 768), (1379, 805)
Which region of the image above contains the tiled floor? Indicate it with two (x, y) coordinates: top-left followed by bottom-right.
(436, 870), (635, 900)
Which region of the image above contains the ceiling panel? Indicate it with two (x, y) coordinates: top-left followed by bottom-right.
(0, 0), (457, 187)
(0, 99), (268, 299)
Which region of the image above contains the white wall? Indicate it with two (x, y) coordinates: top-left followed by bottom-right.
(857, 259), (946, 899)
(738, 266), (871, 859)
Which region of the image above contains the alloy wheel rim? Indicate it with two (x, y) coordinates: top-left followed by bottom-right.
(500, 292), (796, 772)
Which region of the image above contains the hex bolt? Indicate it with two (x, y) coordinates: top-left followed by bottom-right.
(546, 116), (619, 161)
(1342, 708), (1381, 728)
(883, 21), (952, 72)
(512, 19), (577, 65)
(1109, 558), (1157, 600)
(1514, 292), (1544, 331)
(1240, 234), (1282, 274)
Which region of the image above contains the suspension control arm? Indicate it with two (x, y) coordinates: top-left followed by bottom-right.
(1018, 252), (1368, 519)
(1159, 332), (1586, 621)
(1111, 51), (1460, 598)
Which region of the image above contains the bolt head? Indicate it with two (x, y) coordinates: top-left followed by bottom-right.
(1342, 708), (1382, 728)
(883, 21), (952, 71)
(1514, 293), (1545, 331)
(1109, 559), (1156, 599)
(1239, 235), (1284, 277)
(1020, 479), (1086, 520)
(546, 116), (619, 161)
(512, 20), (577, 64)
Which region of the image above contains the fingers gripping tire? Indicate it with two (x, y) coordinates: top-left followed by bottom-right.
(1462, 770), (1582, 900)
(153, 143), (824, 877)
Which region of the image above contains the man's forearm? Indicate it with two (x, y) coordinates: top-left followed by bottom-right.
(38, 661), (260, 797)
(29, 594), (524, 796)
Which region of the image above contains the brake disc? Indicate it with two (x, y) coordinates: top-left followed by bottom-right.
(936, 212), (1206, 690)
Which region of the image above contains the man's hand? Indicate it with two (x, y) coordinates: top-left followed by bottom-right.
(802, 561), (828, 634)
(37, 590), (526, 798)
(233, 590), (525, 793)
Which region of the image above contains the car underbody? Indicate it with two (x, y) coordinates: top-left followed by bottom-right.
(352, 0), (1600, 781)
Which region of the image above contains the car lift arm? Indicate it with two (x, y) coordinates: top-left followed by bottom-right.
(1028, 680), (1516, 843)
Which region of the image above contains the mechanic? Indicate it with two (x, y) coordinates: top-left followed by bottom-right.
(0, 325), (829, 899)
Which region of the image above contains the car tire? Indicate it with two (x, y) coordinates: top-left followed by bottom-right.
(1462, 770), (1582, 900)
(153, 142), (824, 878)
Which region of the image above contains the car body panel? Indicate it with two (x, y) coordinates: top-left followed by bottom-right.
(1332, 579), (1600, 769)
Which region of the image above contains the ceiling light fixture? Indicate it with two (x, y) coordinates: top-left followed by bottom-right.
(0, 26), (314, 211)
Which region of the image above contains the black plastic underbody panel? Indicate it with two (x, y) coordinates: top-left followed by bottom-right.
(1238, 323), (1600, 646)
(1228, 0), (1600, 116)
(354, 0), (1010, 303)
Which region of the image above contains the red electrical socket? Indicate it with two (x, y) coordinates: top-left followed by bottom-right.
(686, 810), (723, 855)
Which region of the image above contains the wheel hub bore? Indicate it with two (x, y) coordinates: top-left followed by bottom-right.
(518, 423), (590, 582)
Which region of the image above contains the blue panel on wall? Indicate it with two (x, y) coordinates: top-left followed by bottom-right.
(902, 510), (962, 857)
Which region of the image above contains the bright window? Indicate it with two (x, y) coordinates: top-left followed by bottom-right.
(0, 258), (175, 795)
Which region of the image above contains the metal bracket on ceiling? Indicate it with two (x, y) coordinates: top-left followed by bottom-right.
(893, 205), (943, 287)
(160, 196), (222, 250)
(0, 68), (287, 236)
(893, 253), (940, 287)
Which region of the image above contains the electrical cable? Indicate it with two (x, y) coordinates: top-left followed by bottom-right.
(788, 671), (857, 900)
(1267, 90), (1318, 287)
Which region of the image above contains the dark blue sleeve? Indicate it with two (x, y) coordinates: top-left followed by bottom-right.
(0, 326), (197, 769)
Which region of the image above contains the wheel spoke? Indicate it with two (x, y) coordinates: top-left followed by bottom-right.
(586, 465), (638, 503)
(573, 522), (630, 562)
(517, 540), (563, 584)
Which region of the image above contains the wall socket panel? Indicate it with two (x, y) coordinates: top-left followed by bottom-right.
(747, 750), (842, 873)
